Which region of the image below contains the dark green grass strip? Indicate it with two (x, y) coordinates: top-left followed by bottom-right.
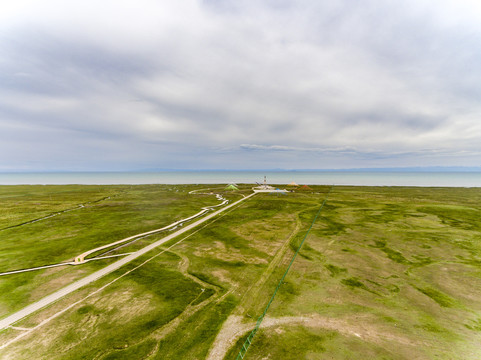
(235, 186), (333, 360)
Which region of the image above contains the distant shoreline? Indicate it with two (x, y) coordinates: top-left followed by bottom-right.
(0, 171), (480, 187)
(2, 166), (481, 173)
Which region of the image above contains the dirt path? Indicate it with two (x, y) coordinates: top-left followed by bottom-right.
(116, 249), (230, 360)
(235, 214), (301, 317)
(168, 249), (220, 293)
(207, 313), (423, 360)
(207, 214), (301, 359)
(144, 253), (221, 343)
(207, 315), (250, 360)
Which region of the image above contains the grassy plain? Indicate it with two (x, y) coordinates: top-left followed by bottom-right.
(1, 185), (481, 359)
(0, 184), (242, 316)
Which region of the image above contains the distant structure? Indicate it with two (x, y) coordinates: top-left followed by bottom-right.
(225, 184), (239, 191)
(253, 176), (287, 193)
(254, 176), (273, 190)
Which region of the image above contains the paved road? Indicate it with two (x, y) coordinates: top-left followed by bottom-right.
(74, 194), (228, 263)
(0, 192), (255, 331)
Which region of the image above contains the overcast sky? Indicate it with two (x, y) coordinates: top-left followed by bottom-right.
(1, 0), (481, 171)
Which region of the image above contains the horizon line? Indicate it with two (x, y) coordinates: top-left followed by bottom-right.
(2, 166), (481, 173)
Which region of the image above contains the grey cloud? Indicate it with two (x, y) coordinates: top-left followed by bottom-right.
(240, 144), (357, 153)
(238, 143), (481, 166)
(1, 0), (481, 170)
(0, 29), (157, 96)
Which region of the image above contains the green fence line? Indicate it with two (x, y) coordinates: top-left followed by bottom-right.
(235, 186), (333, 359)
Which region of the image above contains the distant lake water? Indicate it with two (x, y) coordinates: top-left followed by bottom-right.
(0, 171), (480, 187)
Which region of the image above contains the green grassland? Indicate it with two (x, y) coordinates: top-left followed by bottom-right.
(0, 184), (244, 316)
(1, 185), (481, 359)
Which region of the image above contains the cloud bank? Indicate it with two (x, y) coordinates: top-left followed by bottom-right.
(1, 0), (481, 170)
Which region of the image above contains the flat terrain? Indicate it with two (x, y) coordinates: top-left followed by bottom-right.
(1, 185), (481, 359)
(0, 185), (243, 316)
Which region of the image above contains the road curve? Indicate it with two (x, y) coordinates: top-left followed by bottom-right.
(74, 194), (228, 263)
(0, 192), (256, 331)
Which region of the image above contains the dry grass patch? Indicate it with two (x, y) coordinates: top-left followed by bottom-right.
(230, 214), (297, 257)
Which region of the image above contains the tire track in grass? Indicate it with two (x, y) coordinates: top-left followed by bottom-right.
(208, 189), (333, 360)
(236, 214), (302, 317)
(234, 187), (332, 360)
(0, 194), (121, 232)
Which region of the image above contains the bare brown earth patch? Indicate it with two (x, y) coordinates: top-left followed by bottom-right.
(29, 268), (89, 302)
(212, 269), (236, 287)
(96, 289), (155, 325)
(38, 265), (71, 278)
(194, 248), (268, 265)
